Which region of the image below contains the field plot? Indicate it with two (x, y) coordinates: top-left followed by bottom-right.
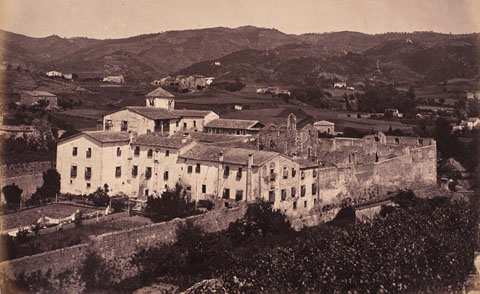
(61, 108), (106, 119)
(1, 203), (102, 231)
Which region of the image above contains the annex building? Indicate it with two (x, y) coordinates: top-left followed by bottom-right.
(57, 88), (437, 218)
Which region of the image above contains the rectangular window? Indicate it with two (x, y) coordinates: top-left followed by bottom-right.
(195, 163), (201, 173)
(85, 167), (91, 179)
(86, 183), (91, 188)
(269, 190), (275, 203)
(237, 167), (242, 179)
(86, 148), (92, 158)
(117, 147), (122, 157)
(147, 149), (153, 158)
(72, 147), (78, 156)
(165, 150), (169, 157)
(134, 146), (140, 156)
(183, 122), (187, 130)
(223, 188), (230, 199)
(70, 165), (77, 178)
(291, 187), (296, 197)
(293, 201), (297, 210)
(115, 166), (121, 178)
(193, 120), (197, 128)
(283, 167), (288, 179)
(304, 200), (307, 208)
(313, 170), (317, 178)
(236, 190), (243, 201)
(145, 167), (152, 179)
(163, 171), (169, 180)
(291, 168), (296, 177)
(121, 120), (128, 131)
(312, 183), (317, 195)
(105, 119), (113, 130)
(224, 166), (230, 177)
(187, 166), (193, 173)
(281, 189), (287, 201)
(202, 184), (206, 193)
(176, 121), (179, 127)
(301, 171), (305, 180)
(301, 185), (306, 197)
(132, 165), (138, 177)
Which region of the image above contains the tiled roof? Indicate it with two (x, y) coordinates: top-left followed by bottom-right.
(172, 109), (214, 117)
(84, 131), (130, 143)
(179, 143), (278, 166)
(314, 120), (335, 126)
(22, 90), (56, 97)
(126, 107), (180, 120)
(145, 87), (175, 98)
(132, 133), (192, 148)
(205, 119), (264, 130)
(292, 158), (319, 169)
(171, 131), (244, 143)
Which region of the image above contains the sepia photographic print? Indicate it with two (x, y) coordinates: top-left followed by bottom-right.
(0, 0), (479, 293)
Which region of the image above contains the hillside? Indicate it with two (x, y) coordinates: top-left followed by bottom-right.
(1, 27), (479, 83)
(178, 33), (480, 85)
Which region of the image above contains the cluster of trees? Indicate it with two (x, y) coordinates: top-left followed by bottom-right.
(144, 183), (201, 222)
(290, 86), (330, 109)
(118, 193), (476, 293)
(345, 83), (416, 114)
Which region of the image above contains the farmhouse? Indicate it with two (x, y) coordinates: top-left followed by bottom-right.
(20, 90), (57, 108)
(467, 91), (480, 100)
(103, 75), (125, 84)
(46, 71), (62, 77)
(384, 108), (403, 118)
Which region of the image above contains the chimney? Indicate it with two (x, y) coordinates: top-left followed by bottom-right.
(248, 154), (253, 168)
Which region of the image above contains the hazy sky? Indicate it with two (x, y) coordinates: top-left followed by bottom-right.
(1, 0), (479, 39)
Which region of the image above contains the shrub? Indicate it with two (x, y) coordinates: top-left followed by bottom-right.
(89, 184), (110, 207)
(2, 183), (22, 210)
(80, 251), (114, 290)
(111, 198), (126, 212)
(144, 183), (200, 222)
(197, 199), (214, 211)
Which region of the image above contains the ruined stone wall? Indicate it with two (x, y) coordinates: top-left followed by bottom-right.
(292, 143), (437, 229)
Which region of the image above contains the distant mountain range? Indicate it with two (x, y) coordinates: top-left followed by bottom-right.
(1, 26), (479, 83)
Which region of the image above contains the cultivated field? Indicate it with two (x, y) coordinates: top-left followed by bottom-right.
(1, 203), (102, 231)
